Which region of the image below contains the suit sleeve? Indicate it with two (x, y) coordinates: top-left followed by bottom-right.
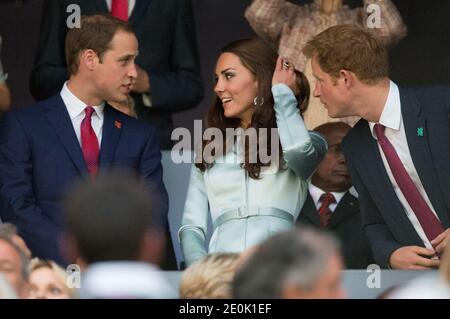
(343, 142), (402, 268)
(139, 127), (169, 226)
(178, 165), (209, 267)
(272, 83), (327, 180)
(30, 0), (69, 101)
(146, 0), (204, 113)
(0, 112), (61, 260)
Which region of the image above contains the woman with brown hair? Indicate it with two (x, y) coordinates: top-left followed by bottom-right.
(178, 38), (327, 267)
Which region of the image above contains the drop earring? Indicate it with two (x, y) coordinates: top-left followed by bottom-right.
(253, 96), (264, 107)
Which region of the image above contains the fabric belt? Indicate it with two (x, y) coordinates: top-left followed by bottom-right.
(213, 206), (293, 228)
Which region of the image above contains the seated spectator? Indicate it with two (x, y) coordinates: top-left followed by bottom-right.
(0, 235), (29, 298)
(296, 122), (373, 268)
(232, 228), (345, 299)
(62, 172), (176, 299)
(28, 259), (75, 299)
(0, 223), (32, 258)
(179, 253), (239, 299)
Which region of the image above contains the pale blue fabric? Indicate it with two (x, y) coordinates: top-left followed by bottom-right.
(179, 84), (327, 266)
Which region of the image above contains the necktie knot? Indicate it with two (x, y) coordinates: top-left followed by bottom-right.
(318, 192), (336, 227)
(320, 192), (336, 206)
(84, 106), (95, 119)
(374, 122), (386, 137)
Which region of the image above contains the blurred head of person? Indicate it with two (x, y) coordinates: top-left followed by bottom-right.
(28, 259), (75, 299)
(0, 235), (30, 298)
(311, 122), (352, 192)
(179, 253), (239, 299)
(0, 223), (32, 259)
(233, 228), (345, 299)
(62, 171), (166, 266)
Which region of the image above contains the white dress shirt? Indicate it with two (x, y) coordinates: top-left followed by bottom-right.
(105, 0), (136, 16)
(308, 183), (346, 213)
(368, 81), (440, 249)
(60, 82), (104, 146)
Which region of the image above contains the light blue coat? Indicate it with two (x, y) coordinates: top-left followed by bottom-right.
(179, 84), (327, 266)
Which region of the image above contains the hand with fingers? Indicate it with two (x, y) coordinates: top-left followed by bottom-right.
(431, 228), (450, 257)
(272, 56), (298, 93)
(389, 246), (441, 270)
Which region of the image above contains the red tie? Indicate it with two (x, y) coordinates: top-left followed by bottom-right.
(374, 124), (444, 243)
(318, 192), (336, 227)
(111, 0), (129, 21)
(81, 107), (99, 179)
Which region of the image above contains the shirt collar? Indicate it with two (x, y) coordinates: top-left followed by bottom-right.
(308, 182), (346, 207)
(369, 81), (401, 139)
(60, 82), (105, 120)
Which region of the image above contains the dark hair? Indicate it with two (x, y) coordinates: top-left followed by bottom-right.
(196, 38), (310, 179)
(63, 171), (163, 264)
(65, 14), (134, 75)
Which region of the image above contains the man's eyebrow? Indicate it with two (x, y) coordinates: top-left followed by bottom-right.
(118, 54), (136, 60)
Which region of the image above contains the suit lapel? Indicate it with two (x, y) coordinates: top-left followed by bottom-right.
(99, 105), (123, 169)
(45, 95), (89, 178)
(400, 88), (450, 226)
(351, 121), (423, 244)
(328, 192), (359, 229)
(129, 0), (152, 23)
(299, 194), (322, 227)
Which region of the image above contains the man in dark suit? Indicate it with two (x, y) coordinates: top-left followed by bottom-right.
(304, 24), (450, 269)
(297, 122), (373, 269)
(0, 15), (175, 268)
(30, 0), (204, 149)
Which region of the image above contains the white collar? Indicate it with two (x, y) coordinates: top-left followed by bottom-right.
(60, 82), (105, 120)
(369, 80), (401, 139)
(308, 183), (346, 207)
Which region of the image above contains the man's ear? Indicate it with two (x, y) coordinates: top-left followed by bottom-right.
(339, 69), (355, 89)
(80, 49), (99, 71)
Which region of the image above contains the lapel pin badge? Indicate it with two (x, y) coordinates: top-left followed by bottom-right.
(417, 127), (424, 137)
(114, 120), (122, 129)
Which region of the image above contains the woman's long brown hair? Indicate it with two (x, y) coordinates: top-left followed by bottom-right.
(196, 38), (310, 179)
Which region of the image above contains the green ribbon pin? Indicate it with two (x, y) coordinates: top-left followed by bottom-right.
(417, 127), (424, 137)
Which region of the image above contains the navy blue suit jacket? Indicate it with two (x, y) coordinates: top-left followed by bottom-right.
(342, 85), (450, 268)
(0, 95), (169, 265)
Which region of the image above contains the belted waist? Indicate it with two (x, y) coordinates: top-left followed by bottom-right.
(213, 206), (293, 228)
